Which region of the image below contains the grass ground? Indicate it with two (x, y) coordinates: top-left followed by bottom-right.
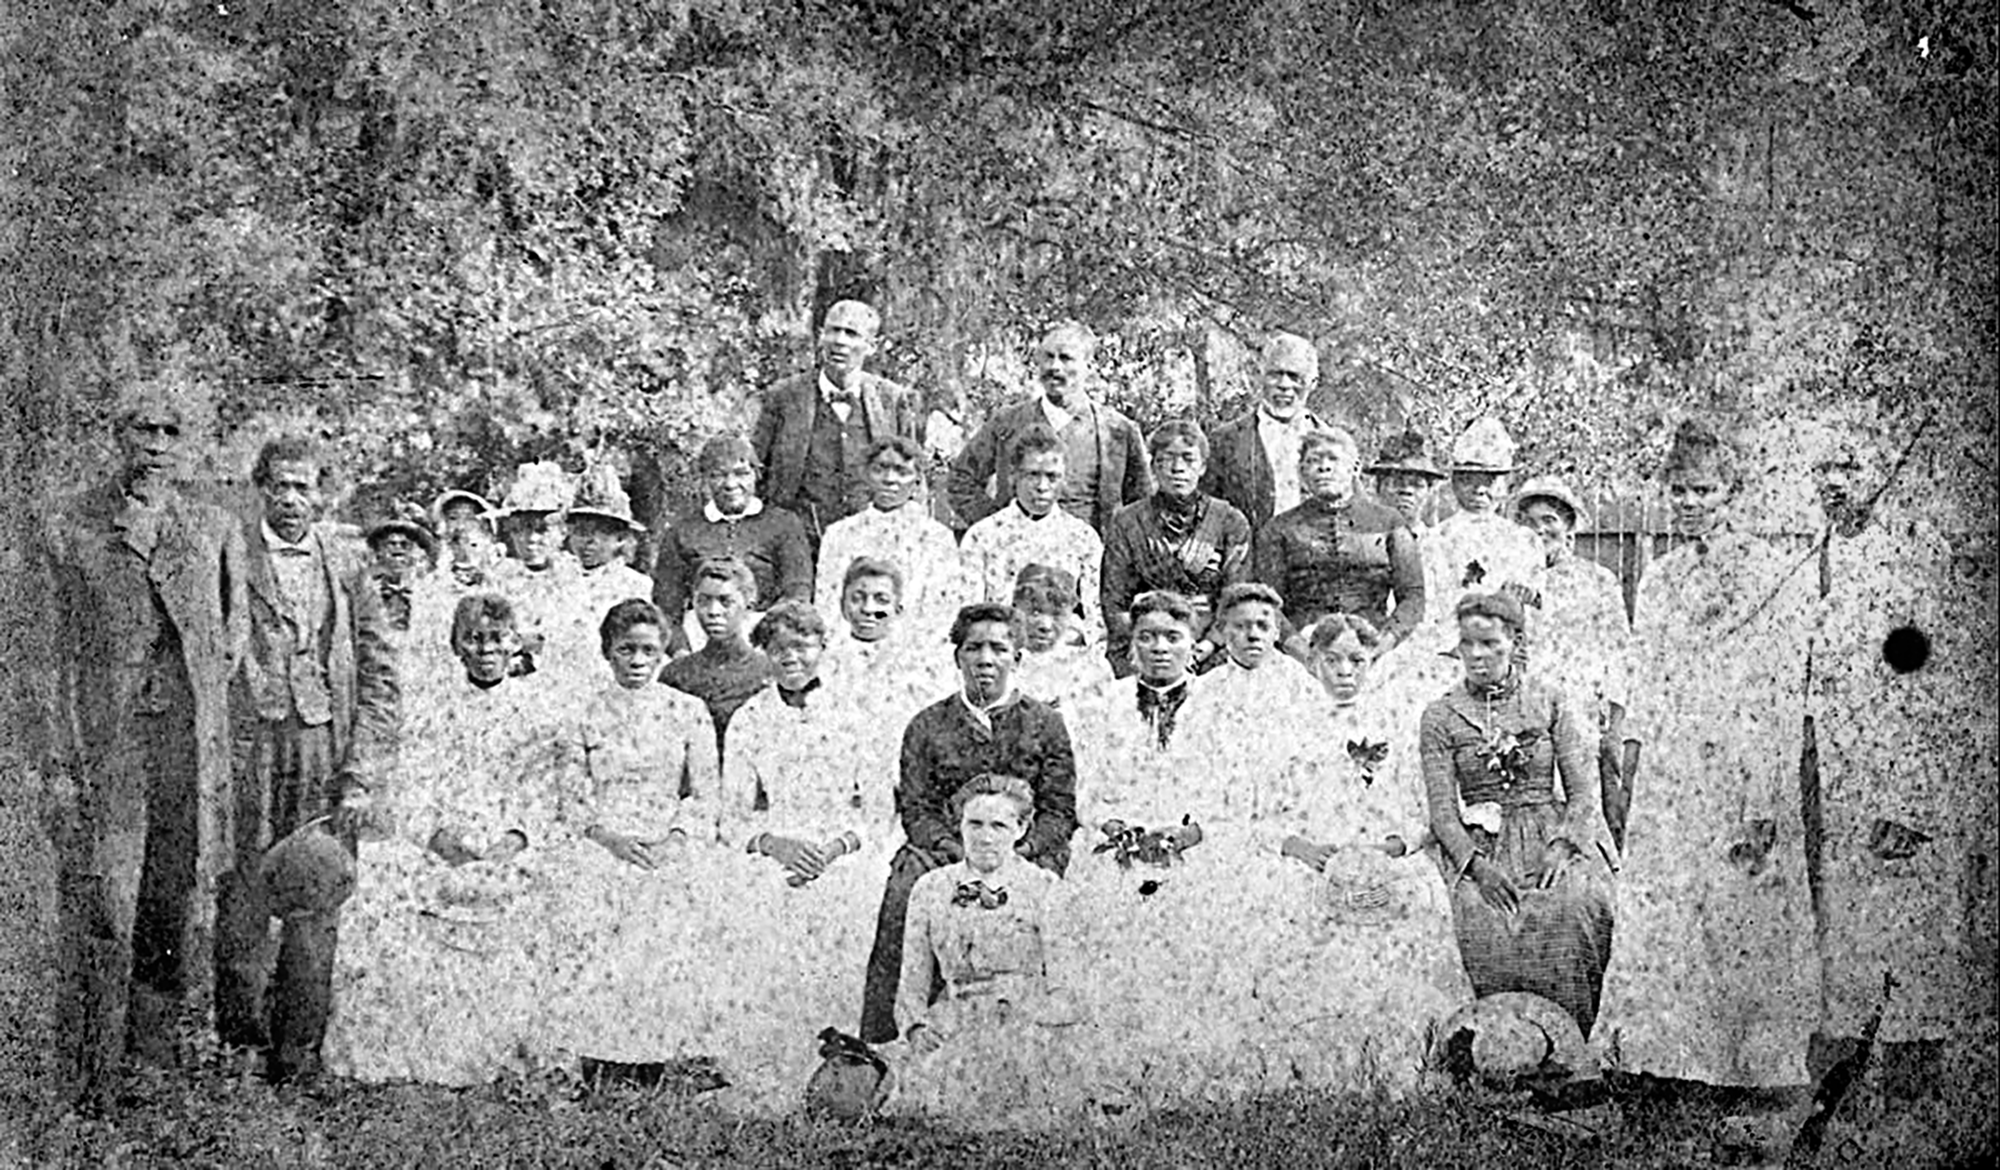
(3, 1035), (1994, 1170)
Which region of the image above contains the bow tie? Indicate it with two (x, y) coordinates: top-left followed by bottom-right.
(272, 544), (313, 558)
(1346, 738), (1390, 784)
(951, 880), (1009, 910)
(825, 387), (857, 408)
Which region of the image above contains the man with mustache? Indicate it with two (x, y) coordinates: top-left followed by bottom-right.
(750, 299), (922, 551)
(947, 321), (1152, 536)
(38, 384), (247, 1111)
(221, 435), (400, 1084)
(1203, 332), (1332, 532)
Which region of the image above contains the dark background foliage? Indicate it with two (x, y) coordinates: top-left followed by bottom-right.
(3, 0), (1996, 1131)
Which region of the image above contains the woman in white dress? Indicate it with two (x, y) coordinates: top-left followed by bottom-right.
(548, 598), (723, 1089)
(710, 599), (898, 1113)
(324, 594), (574, 1087)
(1253, 614), (1469, 1094)
(1596, 419), (1818, 1103)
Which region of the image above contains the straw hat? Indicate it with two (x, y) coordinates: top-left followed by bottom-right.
(1509, 476), (1589, 529)
(498, 461), (573, 516)
(566, 463), (646, 533)
(1430, 992), (1599, 1090)
(1366, 429), (1448, 480)
(1450, 418), (1519, 474)
(430, 488), (498, 527)
(364, 501), (439, 555)
(259, 818), (356, 920)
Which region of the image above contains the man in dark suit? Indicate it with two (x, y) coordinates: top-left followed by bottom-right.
(1201, 332), (1329, 532)
(947, 321), (1151, 536)
(38, 385), (247, 1111)
(219, 435), (400, 1083)
(750, 299), (920, 549)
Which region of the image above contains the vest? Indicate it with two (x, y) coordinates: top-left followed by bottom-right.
(801, 400), (871, 523)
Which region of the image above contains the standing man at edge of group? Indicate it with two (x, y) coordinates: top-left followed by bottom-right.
(219, 435), (400, 1084)
(947, 321), (1151, 537)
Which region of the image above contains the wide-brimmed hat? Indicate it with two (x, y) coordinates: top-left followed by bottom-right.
(1509, 475), (1589, 529)
(259, 818), (356, 921)
(1430, 991), (1599, 1090)
(431, 488), (498, 527)
(1450, 418), (1518, 474)
(1366, 430), (1447, 480)
(566, 463), (645, 533)
(498, 461), (573, 516)
(364, 501), (439, 555)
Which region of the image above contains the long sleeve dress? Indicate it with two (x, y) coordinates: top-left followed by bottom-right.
(323, 673), (574, 1086)
(891, 855), (1086, 1128)
(1247, 694), (1471, 1095)
(710, 681), (900, 1112)
(1420, 672), (1618, 1035)
(1098, 494), (1253, 675)
(547, 680), (722, 1067)
(1595, 529), (1817, 1087)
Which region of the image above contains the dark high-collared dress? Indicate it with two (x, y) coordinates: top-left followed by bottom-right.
(1253, 494), (1425, 645)
(1100, 492), (1253, 675)
(857, 690), (1077, 1043)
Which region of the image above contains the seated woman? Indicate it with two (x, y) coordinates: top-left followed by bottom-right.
(1256, 615), (1468, 1093)
(1010, 566), (1113, 709)
(1420, 591), (1617, 1036)
(1064, 590), (1206, 828)
(550, 598), (722, 1089)
(714, 600), (899, 1111)
(323, 594), (573, 1087)
(892, 774), (1086, 1128)
(1099, 419), (1252, 677)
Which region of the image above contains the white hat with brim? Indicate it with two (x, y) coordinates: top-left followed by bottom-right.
(498, 462), (573, 516)
(1509, 476), (1589, 529)
(1450, 418), (1519, 474)
(431, 489), (499, 525)
(567, 464), (647, 533)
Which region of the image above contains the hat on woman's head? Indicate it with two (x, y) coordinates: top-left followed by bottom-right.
(365, 501), (439, 555)
(499, 461), (573, 516)
(431, 488), (498, 526)
(1509, 476), (1589, 530)
(1366, 430), (1447, 480)
(1451, 418), (1518, 474)
(567, 463), (645, 533)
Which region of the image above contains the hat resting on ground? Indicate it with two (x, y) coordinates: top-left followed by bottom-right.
(1509, 476), (1589, 530)
(1451, 418), (1519, 474)
(259, 818), (356, 920)
(499, 461), (573, 516)
(365, 501), (439, 555)
(567, 463), (646, 533)
(1366, 430), (1448, 480)
(1430, 991), (1599, 1091)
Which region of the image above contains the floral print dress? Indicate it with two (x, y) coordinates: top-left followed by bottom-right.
(323, 674), (574, 1086)
(547, 680), (721, 1067)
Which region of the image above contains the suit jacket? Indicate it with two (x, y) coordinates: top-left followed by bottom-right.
(946, 396), (1152, 534)
(235, 521), (400, 784)
(750, 368), (919, 528)
(36, 482), (248, 966)
(1201, 408), (1328, 531)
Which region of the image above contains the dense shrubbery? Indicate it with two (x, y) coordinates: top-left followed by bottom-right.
(3, 0), (1994, 523)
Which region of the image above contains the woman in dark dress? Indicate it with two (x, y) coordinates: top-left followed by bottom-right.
(1099, 419), (1253, 676)
(1419, 591), (1617, 1033)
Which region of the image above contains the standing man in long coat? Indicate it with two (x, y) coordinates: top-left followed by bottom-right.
(750, 299), (921, 551)
(38, 385), (247, 1111)
(947, 321), (1151, 537)
(218, 435), (399, 1083)
(1202, 332), (1330, 533)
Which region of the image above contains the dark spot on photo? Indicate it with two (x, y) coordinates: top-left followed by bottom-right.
(1882, 625), (1930, 673)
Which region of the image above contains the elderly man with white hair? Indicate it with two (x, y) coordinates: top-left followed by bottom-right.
(1203, 332), (1331, 532)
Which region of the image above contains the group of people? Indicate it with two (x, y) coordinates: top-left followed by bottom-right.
(40, 302), (1992, 1135)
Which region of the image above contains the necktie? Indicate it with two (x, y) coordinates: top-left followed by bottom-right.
(1136, 681), (1188, 749)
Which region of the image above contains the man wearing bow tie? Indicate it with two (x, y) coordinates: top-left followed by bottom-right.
(38, 386), (247, 1111)
(219, 436), (399, 1084)
(750, 299), (922, 552)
